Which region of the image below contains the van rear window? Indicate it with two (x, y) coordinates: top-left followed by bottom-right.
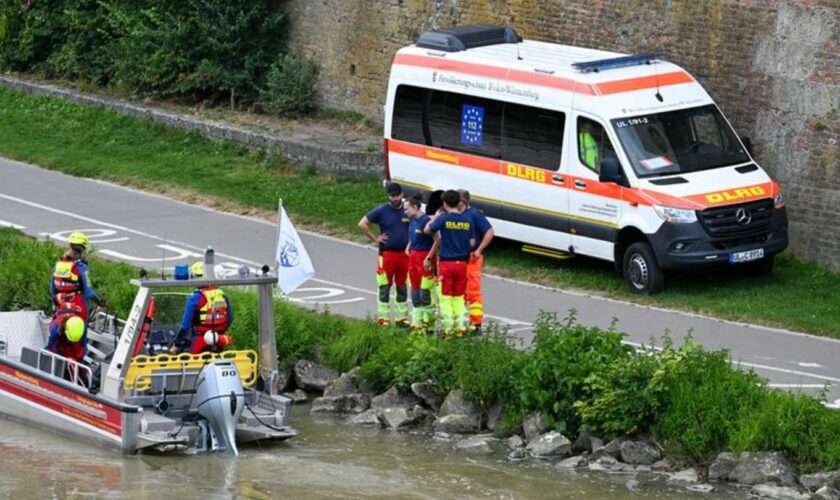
(391, 84), (565, 170)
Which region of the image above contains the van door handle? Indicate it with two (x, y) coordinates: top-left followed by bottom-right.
(574, 180), (587, 189)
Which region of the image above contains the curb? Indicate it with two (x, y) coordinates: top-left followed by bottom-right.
(0, 75), (382, 176)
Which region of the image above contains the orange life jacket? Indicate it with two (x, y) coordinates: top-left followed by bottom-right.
(196, 287), (229, 333)
(52, 256), (82, 294)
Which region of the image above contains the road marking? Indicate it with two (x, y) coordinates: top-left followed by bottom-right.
(2, 191), (839, 388)
(43, 228), (129, 244)
(99, 244), (202, 262)
(0, 219), (24, 229)
(768, 384), (828, 389)
(798, 362), (823, 368)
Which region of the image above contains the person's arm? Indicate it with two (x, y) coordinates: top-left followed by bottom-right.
(425, 234), (440, 270)
(172, 292), (200, 351)
(77, 262), (102, 305)
(358, 216), (387, 245)
(225, 295), (233, 329)
(45, 323), (59, 351)
(474, 228), (495, 258)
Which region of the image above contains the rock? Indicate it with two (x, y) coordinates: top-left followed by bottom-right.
(410, 381), (442, 410)
(591, 437), (627, 460)
(310, 394), (370, 415)
(323, 369), (360, 397)
(812, 486), (840, 500)
(709, 452), (739, 481)
(525, 431), (572, 459)
(433, 414), (480, 434)
(618, 440), (661, 465)
(730, 452), (797, 486)
(440, 389), (481, 420)
(801, 471), (840, 491)
(281, 389), (308, 404)
(625, 478), (641, 492)
(572, 430), (604, 454)
(454, 435), (501, 455)
(522, 411), (548, 442)
(381, 405), (430, 429)
(293, 360), (339, 393)
(556, 456), (585, 470)
(486, 401), (504, 431)
(667, 468), (699, 484)
(372, 386), (421, 411)
(506, 435), (525, 450)
(587, 455), (633, 473)
(652, 457), (676, 472)
(687, 484), (715, 494)
(749, 484), (809, 500)
(349, 409), (383, 427)
(508, 448), (528, 461)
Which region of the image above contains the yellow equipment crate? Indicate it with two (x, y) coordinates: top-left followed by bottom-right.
(125, 350), (258, 392)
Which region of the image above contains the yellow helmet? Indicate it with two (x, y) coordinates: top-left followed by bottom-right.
(190, 261), (204, 278)
(67, 232), (90, 250)
(65, 316), (85, 342)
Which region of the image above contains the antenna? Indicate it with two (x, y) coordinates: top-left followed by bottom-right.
(652, 58), (664, 102)
(517, 47), (522, 61)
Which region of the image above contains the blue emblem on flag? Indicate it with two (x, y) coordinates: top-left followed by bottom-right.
(460, 104), (484, 146)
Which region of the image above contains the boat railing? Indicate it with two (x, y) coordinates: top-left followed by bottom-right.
(91, 310), (125, 336)
(37, 348), (93, 388)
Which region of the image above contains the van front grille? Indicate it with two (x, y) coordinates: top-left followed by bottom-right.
(699, 198), (774, 239)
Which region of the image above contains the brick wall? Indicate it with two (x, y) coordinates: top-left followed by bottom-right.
(288, 0), (840, 270)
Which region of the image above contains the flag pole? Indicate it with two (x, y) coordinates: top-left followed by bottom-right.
(275, 197), (284, 298)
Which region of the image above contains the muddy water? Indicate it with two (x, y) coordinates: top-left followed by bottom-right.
(0, 406), (744, 499)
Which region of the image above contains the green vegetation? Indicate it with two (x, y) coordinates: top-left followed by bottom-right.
(0, 0), (316, 115)
(1, 227), (839, 472)
(0, 86), (839, 337)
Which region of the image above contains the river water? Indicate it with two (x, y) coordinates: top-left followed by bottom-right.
(0, 406), (746, 499)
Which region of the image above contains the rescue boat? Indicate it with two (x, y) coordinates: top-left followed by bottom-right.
(0, 259), (298, 455)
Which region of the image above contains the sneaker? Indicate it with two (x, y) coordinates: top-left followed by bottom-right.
(469, 324), (482, 336)
(395, 319), (410, 329)
(377, 318), (390, 326)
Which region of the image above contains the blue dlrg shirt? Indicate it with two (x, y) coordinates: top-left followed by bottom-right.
(409, 214), (433, 251)
(366, 203), (409, 251)
(428, 212), (475, 260)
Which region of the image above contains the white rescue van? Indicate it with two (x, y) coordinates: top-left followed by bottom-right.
(383, 25), (788, 294)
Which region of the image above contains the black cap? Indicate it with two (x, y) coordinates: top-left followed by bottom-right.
(386, 182), (402, 196)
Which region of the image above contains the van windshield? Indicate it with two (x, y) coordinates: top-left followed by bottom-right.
(611, 104), (750, 178)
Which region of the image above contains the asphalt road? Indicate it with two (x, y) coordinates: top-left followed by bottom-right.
(2, 157), (838, 404)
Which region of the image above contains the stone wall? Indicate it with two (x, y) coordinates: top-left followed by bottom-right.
(288, 0), (840, 270)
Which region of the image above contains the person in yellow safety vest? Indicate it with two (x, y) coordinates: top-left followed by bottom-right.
(579, 122), (600, 170)
(50, 231), (106, 321)
(170, 262), (234, 354)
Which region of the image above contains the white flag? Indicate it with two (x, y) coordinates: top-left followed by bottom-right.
(275, 203), (315, 294)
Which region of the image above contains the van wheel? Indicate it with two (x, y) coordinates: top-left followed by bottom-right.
(623, 242), (664, 294)
(742, 255), (775, 276)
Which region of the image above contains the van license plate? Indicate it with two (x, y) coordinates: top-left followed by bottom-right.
(730, 248), (764, 264)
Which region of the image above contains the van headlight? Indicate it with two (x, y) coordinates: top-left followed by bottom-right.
(653, 205), (697, 224)
(774, 191), (785, 209)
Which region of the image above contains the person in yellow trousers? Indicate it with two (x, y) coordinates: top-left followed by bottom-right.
(404, 194), (436, 332)
(458, 190), (494, 335)
(424, 190), (474, 336)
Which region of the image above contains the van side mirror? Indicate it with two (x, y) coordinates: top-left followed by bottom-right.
(598, 158), (624, 185)
(740, 136), (754, 156)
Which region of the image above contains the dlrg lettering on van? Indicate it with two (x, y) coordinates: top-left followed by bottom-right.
(383, 25), (788, 294)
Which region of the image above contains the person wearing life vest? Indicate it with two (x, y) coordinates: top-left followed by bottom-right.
(579, 121), (600, 170)
(404, 194), (436, 333)
(170, 262), (234, 355)
(359, 182), (410, 327)
(458, 190), (494, 335)
(424, 190), (475, 337)
(45, 304), (87, 363)
(50, 231), (106, 321)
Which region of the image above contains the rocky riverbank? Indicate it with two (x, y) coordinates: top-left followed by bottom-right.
(284, 360), (840, 500)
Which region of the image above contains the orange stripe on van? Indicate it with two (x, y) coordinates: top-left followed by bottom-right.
(594, 71), (694, 96)
(393, 54), (597, 95)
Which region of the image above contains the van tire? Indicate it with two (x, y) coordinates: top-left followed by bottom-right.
(742, 255), (774, 276)
(623, 242), (664, 295)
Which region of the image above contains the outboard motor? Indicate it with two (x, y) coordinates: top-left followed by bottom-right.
(196, 360), (244, 455)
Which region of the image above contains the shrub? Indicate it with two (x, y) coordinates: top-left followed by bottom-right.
(450, 328), (524, 413)
(394, 336), (453, 394)
(513, 311), (632, 436)
(732, 389), (840, 472)
(258, 52), (319, 117)
(356, 330), (413, 393)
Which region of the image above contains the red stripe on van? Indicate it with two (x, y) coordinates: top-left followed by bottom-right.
(392, 54), (597, 95)
(594, 71), (694, 96)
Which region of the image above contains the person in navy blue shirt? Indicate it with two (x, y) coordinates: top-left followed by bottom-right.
(359, 182), (410, 326)
(458, 189), (495, 333)
(425, 190), (475, 336)
(404, 194), (435, 332)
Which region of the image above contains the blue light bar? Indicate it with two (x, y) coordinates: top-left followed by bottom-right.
(572, 53), (663, 73)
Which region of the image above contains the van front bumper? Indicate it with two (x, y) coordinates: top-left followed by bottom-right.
(648, 207), (788, 270)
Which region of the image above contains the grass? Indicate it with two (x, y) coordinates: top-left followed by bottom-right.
(2, 227), (838, 472)
(1, 86), (839, 337)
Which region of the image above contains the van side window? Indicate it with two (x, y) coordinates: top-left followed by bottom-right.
(392, 85), (430, 145)
(577, 117), (617, 173)
(502, 103), (565, 171)
(429, 91), (502, 158)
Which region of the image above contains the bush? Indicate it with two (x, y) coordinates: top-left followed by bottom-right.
(450, 329), (524, 413)
(394, 336), (453, 394)
(513, 311), (632, 436)
(258, 52), (319, 117)
(653, 340), (767, 461)
(732, 389), (840, 472)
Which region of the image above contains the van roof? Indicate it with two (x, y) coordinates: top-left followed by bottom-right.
(400, 25), (696, 95)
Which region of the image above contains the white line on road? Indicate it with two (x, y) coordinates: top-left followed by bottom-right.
(0, 219), (24, 229)
(768, 384), (828, 388)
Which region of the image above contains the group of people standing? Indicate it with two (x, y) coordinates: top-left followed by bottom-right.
(359, 183), (494, 336)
